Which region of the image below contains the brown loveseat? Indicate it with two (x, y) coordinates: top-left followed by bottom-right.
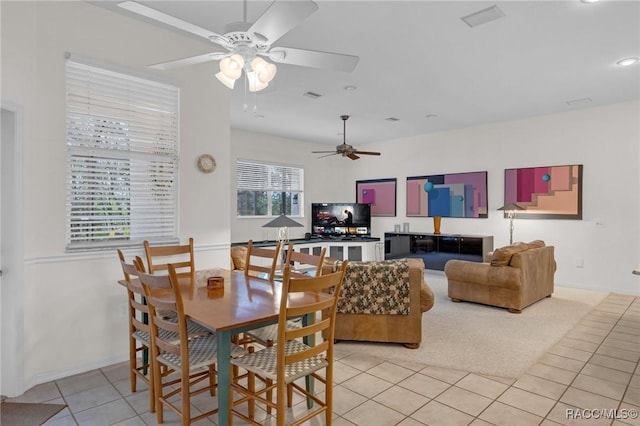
(444, 240), (555, 313)
(323, 258), (434, 348)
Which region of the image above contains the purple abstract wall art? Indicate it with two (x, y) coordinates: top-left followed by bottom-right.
(504, 164), (582, 219)
(406, 171), (488, 218)
(356, 178), (397, 217)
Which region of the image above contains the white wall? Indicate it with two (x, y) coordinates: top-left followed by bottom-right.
(231, 102), (640, 295)
(2, 0), (638, 398)
(346, 101), (640, 296)
(230, 129), (351, 243)
(230, 104), (640, 296)
(1, 2), (232, 394)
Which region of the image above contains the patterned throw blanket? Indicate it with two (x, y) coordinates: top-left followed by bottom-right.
(337, 260), (411, 315)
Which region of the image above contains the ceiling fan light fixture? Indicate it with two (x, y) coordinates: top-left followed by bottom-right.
(215, 71), (236, 89)
(124, 0), (361, 98)
(219, 54), (245, 80)
(247, 71), (269, 92)
(251, 57), (277, 83)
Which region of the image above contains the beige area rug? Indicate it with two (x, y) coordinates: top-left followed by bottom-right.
(336, 272), (609, 379)
(1, 402), (66, 425)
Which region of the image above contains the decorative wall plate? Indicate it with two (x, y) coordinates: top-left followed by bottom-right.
(197, 154), (216, 173)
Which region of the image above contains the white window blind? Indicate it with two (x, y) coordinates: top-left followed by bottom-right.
(236, 159), (304, 217)
(237, 160), (303, 192)
(66, 59), (180, 250)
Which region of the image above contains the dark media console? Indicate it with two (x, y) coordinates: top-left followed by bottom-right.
(384, 232), (493, 271)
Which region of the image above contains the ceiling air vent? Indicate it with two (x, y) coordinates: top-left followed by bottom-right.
(461, 5), (505, 28)
(566, 98), (592, 107)
(303, 91), (322, 99)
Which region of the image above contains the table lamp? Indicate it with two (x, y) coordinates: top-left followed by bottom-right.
(497, 203), (525, 245)
(263, 214), (304, 263)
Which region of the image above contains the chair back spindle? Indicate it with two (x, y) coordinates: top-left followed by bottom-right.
(244, 240), (282, 281)
(143, 238), (196, 284)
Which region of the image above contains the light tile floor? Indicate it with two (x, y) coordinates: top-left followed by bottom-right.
(5, 293), (639, 426)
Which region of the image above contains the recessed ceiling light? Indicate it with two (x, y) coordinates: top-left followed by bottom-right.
(581, 0), (599, 3)
(425, 114), (439, 119)
(616, 57), (639, 67)
(343, 85), (357, 91)
(303, 91), (322, 99)
(385, 117), (400, 122)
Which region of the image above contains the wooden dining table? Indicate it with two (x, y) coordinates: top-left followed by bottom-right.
(119, 267), (326, 425)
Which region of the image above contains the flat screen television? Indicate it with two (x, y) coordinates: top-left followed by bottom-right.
(311, 203), (371, 237)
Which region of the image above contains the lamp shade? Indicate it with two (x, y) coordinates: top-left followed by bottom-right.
(262, 214), (303, 228)
(219, 54), (244, 80)
(251, 57), (277, 83)
(497, 203), (525, 211)
(215, 71), (236, 89)
(214, 54), (277, 91)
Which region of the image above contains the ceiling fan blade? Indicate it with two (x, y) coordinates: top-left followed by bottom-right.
(148, 52), (228, 70)
(311, 150), (338, 153)
(347, 153), (360, 160)
(268, 47), (359, 72)
(118, 1), (230, 46)
(353, 151), (381, 156)
(249, 0), (318, 45)
(317, 152), (339, 159)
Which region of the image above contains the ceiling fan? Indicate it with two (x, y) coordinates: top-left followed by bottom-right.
(313, 115), (381, 160)
(117, 0), (359, 91)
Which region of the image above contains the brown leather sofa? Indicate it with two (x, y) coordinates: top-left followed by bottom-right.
(323, 258), (434, 348)
(444, 240), (555, 313)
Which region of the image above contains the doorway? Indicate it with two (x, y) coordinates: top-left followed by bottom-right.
(1, 105), (25, 397)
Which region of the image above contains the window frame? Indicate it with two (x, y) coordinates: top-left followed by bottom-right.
(65, 56), (180, 251)
(236, 159), (304, 218)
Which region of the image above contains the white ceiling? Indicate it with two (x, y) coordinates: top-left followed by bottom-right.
(95, 0), (639, 147)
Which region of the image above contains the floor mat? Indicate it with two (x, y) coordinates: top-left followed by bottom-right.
(1, 402), (66, 426)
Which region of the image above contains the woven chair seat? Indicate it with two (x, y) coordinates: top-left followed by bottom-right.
(133, 328), (177, 345)
(158, 310), (177, 320)
(184, 318), (211, 336)
(159, 310), (210, 335)
(158, 334), (247, 371)
(231, 339), (328, 383)
(132, 317), (209, 345)
(244, 318), (301, 346)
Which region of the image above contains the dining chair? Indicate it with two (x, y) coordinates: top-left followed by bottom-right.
(117, 250), (212, 413)
(138, 264), (246, 425)
(243, 240), (282, 281)
(244, 244), (327, 347)
(143, 238), (196, 284)
(286, 243), (327, 278)
(117, 250), (155, 412)
(234, 240), (283, 348)
(229, 261), (349, 426)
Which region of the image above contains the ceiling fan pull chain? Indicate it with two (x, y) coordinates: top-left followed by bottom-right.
(253, 89), (258, 114)
(243, 73), (248, 112)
